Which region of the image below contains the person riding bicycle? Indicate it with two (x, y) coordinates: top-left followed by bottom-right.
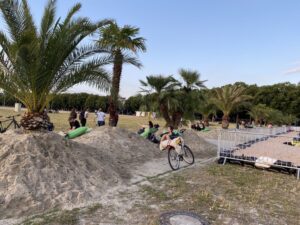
(159, 126), (183, 155)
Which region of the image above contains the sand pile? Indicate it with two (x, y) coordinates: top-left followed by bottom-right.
(74, 127), (163, 174)
(0, 127), (216, 218)
(0, 130), (123, 218)
(76, 128), (217, 161)
(182, 130), (217, 158)
(0, 127), (163, 218)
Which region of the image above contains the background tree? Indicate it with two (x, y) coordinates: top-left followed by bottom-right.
(248, 104), (270, 125)
(98, 22), (146, 126)
(197, 91), (216, 126)
(0, 0), (111, 129)
(140, 75), (179, 126)
(166, 69), (207, 127)
(124, 94), (143, 114)
(211, 85), (252, 129)
(140, 69), (206, 128)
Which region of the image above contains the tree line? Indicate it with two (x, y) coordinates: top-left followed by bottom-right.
(1, 81), (299, 128)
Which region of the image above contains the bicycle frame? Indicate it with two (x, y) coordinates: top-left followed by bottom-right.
(0, 116), (21, 133)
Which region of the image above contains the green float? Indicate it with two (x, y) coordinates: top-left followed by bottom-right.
(66, 127), (88, 139)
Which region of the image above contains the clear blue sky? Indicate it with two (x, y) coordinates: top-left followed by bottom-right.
(27, 0), (300, 97)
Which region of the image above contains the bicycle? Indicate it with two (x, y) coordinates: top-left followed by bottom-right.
(163, 129), (195, 170)
(0, 114), (21, 133)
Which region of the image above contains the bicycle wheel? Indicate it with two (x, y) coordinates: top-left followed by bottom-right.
(168, 147), (180, 170)
(182, 145), (194, 165)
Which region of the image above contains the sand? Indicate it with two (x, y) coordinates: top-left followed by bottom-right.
(234, 132), (300, 166)
(0, 127), (217, 219)
(0, 130), (123, 217)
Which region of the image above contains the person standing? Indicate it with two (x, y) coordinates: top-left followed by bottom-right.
(79, 108), (89, 127)
(68, 108), (77, 129)
(96, 108), (106, 126)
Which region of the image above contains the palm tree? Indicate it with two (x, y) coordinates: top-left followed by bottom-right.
(140, 75), (179, 126)
(0, 0), (111, 130)
(98, 22), (146, 126)
(177, 69), (207, 125)
(248, 104), (269, 125)
(179, 68), (207, 92)
(211, 85), (252, 129)
(140, 70), (206, 128)
(198, 93), (216, 127)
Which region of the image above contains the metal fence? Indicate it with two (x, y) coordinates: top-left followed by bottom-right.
(218, 126), (300, 179)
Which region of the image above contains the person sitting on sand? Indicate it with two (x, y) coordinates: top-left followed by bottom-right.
(138, 121), (153, 134)
(159, 126), (182, 155)
(72, 120), (80, 129)
(140, 121), (158, 139)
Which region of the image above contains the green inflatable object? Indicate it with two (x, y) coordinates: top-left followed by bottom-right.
(66, 127), (88, 139)
(140, 127), (157, 138)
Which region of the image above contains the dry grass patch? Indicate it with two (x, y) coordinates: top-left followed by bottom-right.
(134, 164), (300, 225)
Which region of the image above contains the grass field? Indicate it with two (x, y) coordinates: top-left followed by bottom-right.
(0, 107), (233, 132)
(0, 107), (166, 132)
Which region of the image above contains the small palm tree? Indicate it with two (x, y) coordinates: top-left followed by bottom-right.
(98, 22), (146, 126)
(211, 85), (252, 129)
(177, 69), (207, 124)
(0, 0), (111, 130)
(248, 104), (269, 125)
(140, 75), (179, 126)
(179, 68), (207, 92)
(198, 93), (216, 127)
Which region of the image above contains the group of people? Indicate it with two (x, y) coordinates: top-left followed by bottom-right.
(68, 108), (106, 130)
(191, 121), (205, 131)
(138, 121), (183, 155)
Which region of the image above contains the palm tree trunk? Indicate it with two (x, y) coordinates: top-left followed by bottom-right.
(171, 111), (183, 129)
(20, 111), (52, 130)
(159, 103), (171, 127)
(222, 114), (230, 129)
(109, 50), (123, 127)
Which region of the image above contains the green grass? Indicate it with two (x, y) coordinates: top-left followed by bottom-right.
(0, 107), (166, 132)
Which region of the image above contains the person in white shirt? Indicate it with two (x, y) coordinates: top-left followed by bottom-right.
(96, 108), (106, 126)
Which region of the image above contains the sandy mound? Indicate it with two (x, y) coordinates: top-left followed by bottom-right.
(182, 130), (217, 158)
(0, 127), (216, 218)
(74, 127), (163, 172)
(0, 130), (130, 218)
(0, 127), (164, 218)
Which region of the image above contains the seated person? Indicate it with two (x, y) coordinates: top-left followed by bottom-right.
(71, 120), (80, 130)
(159, 126), (182, 154)
(140, 121), (154, 138)
(199, 121), (205, 130)
(148, 124), (160, 143)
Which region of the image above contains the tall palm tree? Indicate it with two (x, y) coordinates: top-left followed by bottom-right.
(98, 22), (146, 126)
(211, 85), (252, 129)
(0, 0), (111, 130)
(140, 75), (179, 126)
